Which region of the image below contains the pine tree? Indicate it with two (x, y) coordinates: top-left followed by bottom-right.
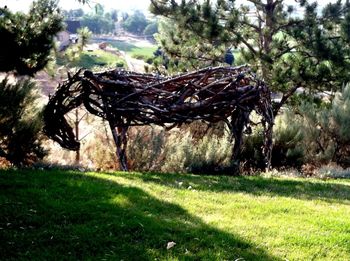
(150, 0), (350, 114)
(0, 78), (46, 166)
(0, 0), (64, 76)
(77, 26), (92, 51)
(0, 0), (64, 166)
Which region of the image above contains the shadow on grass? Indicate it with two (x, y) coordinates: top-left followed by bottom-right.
(116, 172), (350, 204)
(0, 170), (280, 261)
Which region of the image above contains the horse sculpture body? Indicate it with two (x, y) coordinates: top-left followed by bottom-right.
(44, 65), (274, 173)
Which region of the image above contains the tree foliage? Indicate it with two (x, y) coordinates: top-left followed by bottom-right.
(122, 10), (148, 35)
(150, 0), (350, 113)
(143, 20), (158, 36)
(0, 0), (63, 166)
(77, 26), (92, 50)
(62, 8), (84, 19)
(80, 4), (114, 34)
(297, 84), (350, 167)
(0, 0), (64, 75)
(0, 78), (46, 166)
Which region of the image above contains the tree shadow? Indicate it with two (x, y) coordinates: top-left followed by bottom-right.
(0, 170), (281, 261)
(115, 172), (350, 204)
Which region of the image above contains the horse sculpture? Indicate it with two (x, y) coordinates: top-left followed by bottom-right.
(43, 65), (274, 173)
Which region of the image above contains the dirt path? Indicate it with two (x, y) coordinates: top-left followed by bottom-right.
(120, 51), (146, 73)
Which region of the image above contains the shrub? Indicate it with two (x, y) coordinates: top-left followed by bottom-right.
(127, 126), (165, 171)
(328, 84), (350, 166)
(296, 84), (350, 167)
(272, 110), (305, 168)
(143, 21), (158, 37)
(318, 164), (350, 179)
(120, 124), (232, 174)
(240, 128), (265, 170)
(297, 101), (334, 164)
(0, 78), (46, 166)
(241, 110), (305, 170)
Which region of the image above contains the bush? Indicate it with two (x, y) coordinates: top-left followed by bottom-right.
(296, 84), (350, 167)
(240, 128), (265, 170)
(143, 21), (158, 37)
(240, 110), (305, 171)
(272, 110), (305, 168)
(45, 120), (235, 174)
(242, 85), (350, 171)
(297, 101), (334, 164)
(127, 125), (232, 174)
(0, 78), (46, 166)
(45, 84), (350, 173)
(318, 164), (350, 179)
(328, 84), (350, 166)
(127, 126), (165, 171)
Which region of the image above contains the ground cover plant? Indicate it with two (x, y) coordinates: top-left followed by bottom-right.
(1, 169), (350, 260)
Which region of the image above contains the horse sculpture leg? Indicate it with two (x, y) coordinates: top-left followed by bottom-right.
(261, 106), (274, 171)
(230, 109), (251, 174)
(109, 124), (129, 171)
(262, 120), (273, 171)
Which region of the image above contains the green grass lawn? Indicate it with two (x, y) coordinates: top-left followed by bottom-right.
(1, 170), (350, 260)
(76, 50), (125, 69)
(99, 40), (157, 60)
(57, 50), (126, 70)
(129, 46), (157, 60)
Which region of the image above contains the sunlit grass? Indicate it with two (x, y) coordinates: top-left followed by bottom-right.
(1, 169), (350, 260)
(57, 49), (126, 69)
(98, 39), (157, 61)
(74, 50), (126, 69)
(129, 46), (157, 60)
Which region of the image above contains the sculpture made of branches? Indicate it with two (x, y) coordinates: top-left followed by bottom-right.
(44, 65), (274, 173)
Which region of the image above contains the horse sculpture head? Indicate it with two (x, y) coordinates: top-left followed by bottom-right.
(43, 72), (85, 151)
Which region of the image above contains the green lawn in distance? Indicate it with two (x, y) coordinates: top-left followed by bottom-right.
(77, 50), (125, 69)
(57, 50), (126, 69)
(97, 39), (157, 60)
(1, 170), (350, 260)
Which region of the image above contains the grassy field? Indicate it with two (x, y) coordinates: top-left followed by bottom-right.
(1, 170), (350, 260)
(76, 50), (126, 69)
(99, 40), (157, 60)
(57, 50), (126, 69)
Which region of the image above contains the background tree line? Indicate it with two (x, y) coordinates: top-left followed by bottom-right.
(62, 5), (158, 37)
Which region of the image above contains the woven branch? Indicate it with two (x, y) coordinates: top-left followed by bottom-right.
(44, 65), (274, 172)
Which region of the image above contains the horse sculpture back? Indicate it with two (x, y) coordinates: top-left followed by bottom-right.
(44, 66), (273, 173)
